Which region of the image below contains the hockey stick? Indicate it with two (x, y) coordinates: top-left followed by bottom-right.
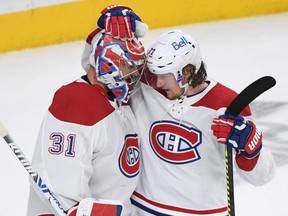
(224, 76), (276, 216)
(0, 122), (67, 216)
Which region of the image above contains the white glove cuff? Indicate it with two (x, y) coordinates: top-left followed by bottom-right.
(135, 20), (148, 37)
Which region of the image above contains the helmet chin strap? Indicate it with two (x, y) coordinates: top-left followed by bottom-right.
(179, 82), (189, 97)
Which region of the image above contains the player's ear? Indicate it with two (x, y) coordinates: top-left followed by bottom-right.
(182, 64), (194, 84)
(182, 64), (194, 75)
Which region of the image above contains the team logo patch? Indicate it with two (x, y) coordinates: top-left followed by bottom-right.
(119, 134), (140, 177)
(149, 120), (202, 164)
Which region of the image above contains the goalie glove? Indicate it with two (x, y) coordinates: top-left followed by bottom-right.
(211, 114), (262, 159)
(67, 198), (123, 216)
(97, 5), (148, 40)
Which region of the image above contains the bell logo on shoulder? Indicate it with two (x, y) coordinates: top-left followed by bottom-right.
(149, 120), (202, 164)
(119, 134), (140, 177)
(171, 37), (189, 50)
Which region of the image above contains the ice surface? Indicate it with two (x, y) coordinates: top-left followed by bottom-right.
(0, 12), (288, 215)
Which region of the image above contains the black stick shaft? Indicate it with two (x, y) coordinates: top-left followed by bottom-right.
(224, 76), (276, 216)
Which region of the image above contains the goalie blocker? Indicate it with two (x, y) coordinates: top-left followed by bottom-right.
(66, 198), (123, 216)
(38, 198), (123, 216)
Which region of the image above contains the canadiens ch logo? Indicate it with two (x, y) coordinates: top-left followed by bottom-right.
(119, 134), (140, 177)
(149, 120), (202, 164)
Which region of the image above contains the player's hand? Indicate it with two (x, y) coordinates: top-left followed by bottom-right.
(97, 5), (148, 40)
(211, 114), (262, 158)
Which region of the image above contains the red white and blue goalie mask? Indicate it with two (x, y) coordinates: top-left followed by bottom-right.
(89, 33), (145, 102)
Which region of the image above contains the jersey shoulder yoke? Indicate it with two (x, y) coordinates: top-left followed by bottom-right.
(48, 82), (115, 126)
(193, 82), (251, 116)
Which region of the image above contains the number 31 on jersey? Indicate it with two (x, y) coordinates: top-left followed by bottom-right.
(48, 132), (76, 157)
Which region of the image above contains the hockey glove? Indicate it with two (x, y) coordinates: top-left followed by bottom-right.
(211, 114), (262, 159)
(97, 5), (148, 40)
(67, 198), (123, 216)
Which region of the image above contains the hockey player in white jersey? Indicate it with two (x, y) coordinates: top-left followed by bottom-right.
(81, 6), (276, 216)
(129, 30), (276, 215)
(26, 30), (145, 215)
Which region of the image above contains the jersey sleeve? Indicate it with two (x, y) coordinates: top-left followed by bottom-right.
(200, 81), (275, 185)
(233, 113), (275, 185)
(81, 28), (102, 72)
(31, 81), (115, 210)
(235, 146), (276, 186)
(32, 112), (96, 210)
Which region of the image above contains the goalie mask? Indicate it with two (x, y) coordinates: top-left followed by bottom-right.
(146, 30), (201, 89)
(89, 32), (145, 102)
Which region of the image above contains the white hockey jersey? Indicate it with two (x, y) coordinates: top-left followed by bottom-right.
(26, 77), (140, 216)
(130, 78), (275, 216)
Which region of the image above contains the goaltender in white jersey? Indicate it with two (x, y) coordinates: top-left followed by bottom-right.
(130, 30), (275, 216)
(26, 32), (145, 216)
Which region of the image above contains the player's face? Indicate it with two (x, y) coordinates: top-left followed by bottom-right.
(156, 73), (183, 99)
(119, 59), (144, 86)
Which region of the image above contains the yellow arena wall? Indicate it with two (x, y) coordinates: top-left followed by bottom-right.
(1, 0), (288, 53)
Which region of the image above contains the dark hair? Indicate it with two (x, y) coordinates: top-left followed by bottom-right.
(185, 61), (207, 88)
